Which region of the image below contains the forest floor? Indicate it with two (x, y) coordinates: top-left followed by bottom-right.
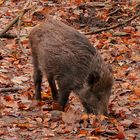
(0, 0), (140, 140)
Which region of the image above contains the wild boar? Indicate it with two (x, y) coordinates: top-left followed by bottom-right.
(29, 18), (113, 115)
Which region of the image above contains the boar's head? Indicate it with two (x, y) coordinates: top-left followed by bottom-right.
(79, 66), (113, 116)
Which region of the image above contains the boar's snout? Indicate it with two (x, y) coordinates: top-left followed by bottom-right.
(80, 88), (111, 115)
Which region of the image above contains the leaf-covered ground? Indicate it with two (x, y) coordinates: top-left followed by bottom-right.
(0, 0), (140, 139)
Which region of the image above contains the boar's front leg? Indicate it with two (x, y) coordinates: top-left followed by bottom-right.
(57, 78), (71, 111)
(58, 88), (70, 111)
(48, 77), (58, 101)
(33, 68), (42, 100)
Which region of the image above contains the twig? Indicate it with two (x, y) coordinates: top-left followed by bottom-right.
(0, 8), (30, 38)
(0, 87), (21, 93)
(92, 2), (106, 7)
(108, 8), (121, 16)
(16, 0), (31, 49)
(85, 13), (140, 35)
(0, 33), (17, 38)
(17, 11), (24, 51)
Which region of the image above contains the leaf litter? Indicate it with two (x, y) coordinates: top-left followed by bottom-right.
(0, 0), (140, 139)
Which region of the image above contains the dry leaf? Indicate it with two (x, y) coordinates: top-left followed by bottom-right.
(0, 0), (4, 5)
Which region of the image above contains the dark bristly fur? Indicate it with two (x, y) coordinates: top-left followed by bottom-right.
(29, 18), (113, 115)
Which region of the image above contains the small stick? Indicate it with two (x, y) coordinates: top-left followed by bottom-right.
(0, 8), (29, 38)
(0, 87), (21, 93)
(16, 0), (31, 51)
(0, 33), (17, 38)
(17, 11), (23, 51)
(108, 8), (121, 16)
(85, 13), (140, 35)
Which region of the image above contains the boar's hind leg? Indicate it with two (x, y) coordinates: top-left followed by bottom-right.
(48, 77), (58, 101)
(33, 67), (42, 100)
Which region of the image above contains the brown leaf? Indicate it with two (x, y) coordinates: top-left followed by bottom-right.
(50, 122), (58, 129)
(63, 125), (74, 133)
(16, 123), (33, 129)
(87, 136), (100, 140)
(81, 120), (89, 128)
(3, 100), (17, 108)
(18, 102), (30, 110)
(116, 131), (125, 139)
(0, 0), (4, 5)
(94, 127), (106, 134)
(78, 129), (88, 137)
(4, 95), (14, 101)
(79, 129), (88, 135)
(37, 101), (46, 107)
(35, 117), (42, 123)
(41, 91), (52, 100)
(134, 87), (140, 96)
(129, 122), (140, 129)
(123, 26), (135, 33)
(81, 113), (88, 121)
(128, 73), (138, 81)
(98, 115), (108, 121)
(0, 129), (7, 136)
(44, 117), (51, 123)
(62, 110), (81, 124)
(0, 74), (11, 86)
(116, 125), (125, 139)
(121, 119), (133, 127)
(52, 101), (63, 111)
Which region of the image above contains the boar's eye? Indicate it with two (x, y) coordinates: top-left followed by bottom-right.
(87, 72), (100, 86)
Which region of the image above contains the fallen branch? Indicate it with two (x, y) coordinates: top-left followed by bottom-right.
(17, 10), (24, 51)
(0, 0), (31, 38)
(108, 8), (121, 16)
(0, 33), (17, 38)
(85, 13), (140, 35)
(16, 0), (31, 52)
(0, 87), (21, 93)
(0, 8), (30, 38)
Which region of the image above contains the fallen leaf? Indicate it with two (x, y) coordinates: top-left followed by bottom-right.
(128, 73), (138, 81)
(18, 102), (30, 110)
(116, 124), (125, 139)
(35, 117), (42, 123)
(87, 136), (100, 140)
(0, 0), (4, 5)
(78, 129), (88, 137)
(134, 87), (140, 96)
(16, 123), (33, 129)
(81, 113), (88, 121)
(63, 125), (74, 133)
(0, 129), (7, 136)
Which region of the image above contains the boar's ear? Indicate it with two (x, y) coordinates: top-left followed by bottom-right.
(87, 72), (100, 86)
